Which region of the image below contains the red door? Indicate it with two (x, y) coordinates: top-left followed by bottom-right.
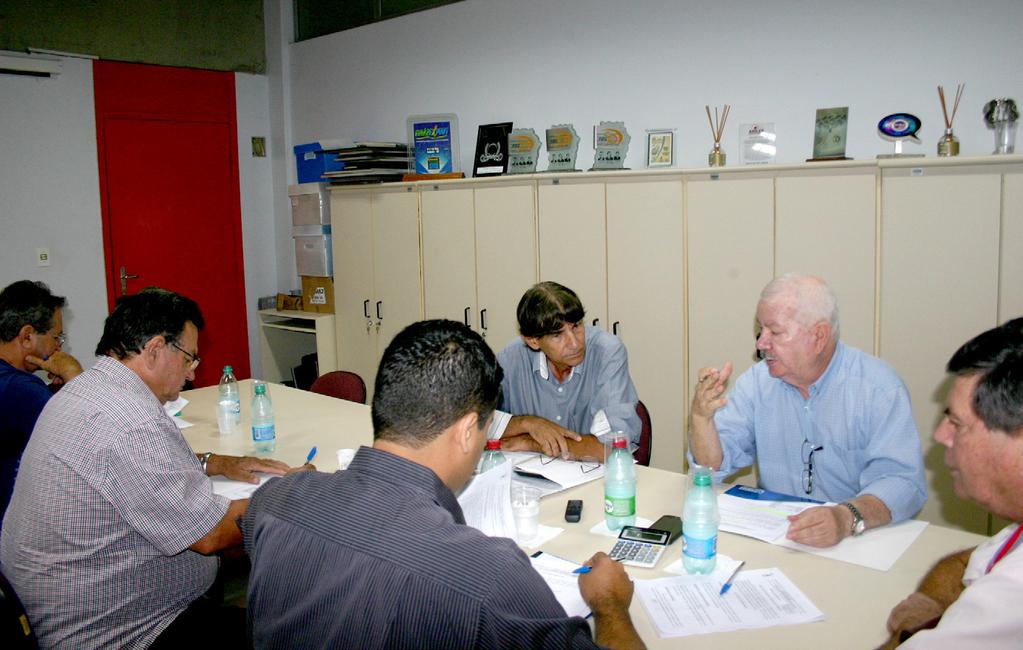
(94, 61), (249, 386)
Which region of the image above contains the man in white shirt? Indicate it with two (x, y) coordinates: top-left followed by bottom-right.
(882, 317), (1023, 648)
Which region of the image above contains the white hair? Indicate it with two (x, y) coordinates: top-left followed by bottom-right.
(760, 272), (840, 338)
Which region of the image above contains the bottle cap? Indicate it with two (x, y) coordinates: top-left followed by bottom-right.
(254, 384), (266, 395)
(485, 439), (502, 450)
(612, 437), (628, 449)
(693, 472), (712, 486)
(223, 365), (233, 373)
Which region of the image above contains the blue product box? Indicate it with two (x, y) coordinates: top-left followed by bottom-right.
(294, 142), (345, 183)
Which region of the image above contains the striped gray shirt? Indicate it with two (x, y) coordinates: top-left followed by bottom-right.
(0, 356), (229, 649)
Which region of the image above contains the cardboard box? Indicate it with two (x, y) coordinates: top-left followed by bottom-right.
(294, 141), (346, 183)
(301, 276), (334, 313)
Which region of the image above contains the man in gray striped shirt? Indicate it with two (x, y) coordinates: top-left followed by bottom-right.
(1, 288), (297, 649)
(243, 319), (645, 649)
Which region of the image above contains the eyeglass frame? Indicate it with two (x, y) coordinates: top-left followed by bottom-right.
(801, 438), (824, 495)
(540, 454), (602, 474)
(170, 341), (201, 371)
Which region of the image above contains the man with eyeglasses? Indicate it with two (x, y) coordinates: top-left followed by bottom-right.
(490, 281), (640, 460)
(689, 273), (926, 547)
(1, 288), (306, 650)
(882, 318), (1023, 648)
(0, 279), (83, 519)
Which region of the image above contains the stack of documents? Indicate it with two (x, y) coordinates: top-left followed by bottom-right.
(513, 455), (604, 494)
(323, 141), (409, 184)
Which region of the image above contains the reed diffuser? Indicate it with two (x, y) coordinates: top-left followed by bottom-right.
(937, 83), (964, 157)
(706, 104), (730, 167)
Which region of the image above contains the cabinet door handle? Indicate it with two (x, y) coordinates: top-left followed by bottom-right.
(612, 321), (620, 336)
(363, 299), (370, 318)
(480, 309), (487, 330)
(592, 318), (599, 327)
(464, 307), (471, 327)
(376, 301), (383, 320)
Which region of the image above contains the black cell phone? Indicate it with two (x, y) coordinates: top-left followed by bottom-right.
(650, 514), (683, 544)
(564, 499), (583, 523)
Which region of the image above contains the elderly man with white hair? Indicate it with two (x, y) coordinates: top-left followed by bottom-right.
(689, 273), (927, 547)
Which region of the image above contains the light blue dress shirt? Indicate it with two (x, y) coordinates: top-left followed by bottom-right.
(712, 341), (927, 523)
(494, 326), (641, 445)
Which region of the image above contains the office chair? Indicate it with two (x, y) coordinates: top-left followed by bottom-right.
(635, 400), (652, 467)
(0, 568), (37, 649)
(309, 370), (368, 404)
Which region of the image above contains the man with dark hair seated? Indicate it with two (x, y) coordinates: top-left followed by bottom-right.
(0, 280), (83, 519)
(882, 317), (1023, 648)
(1, 288), (304, 649)
(491, 281), (640, 460)
(242, 319), (645, 649)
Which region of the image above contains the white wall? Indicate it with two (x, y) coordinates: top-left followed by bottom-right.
(0, 56), (278, 378)
(0, 56), (106, 368)
(286, 0), (1023, 169)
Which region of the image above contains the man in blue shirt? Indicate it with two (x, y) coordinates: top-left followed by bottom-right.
(492, 282), (640, 460)
(690, 273), (926, 547)
(0, 280), (83, 518)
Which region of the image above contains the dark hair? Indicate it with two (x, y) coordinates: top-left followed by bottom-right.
(96, 287), (204, 359)
(516, 281), (585, 338)
(372, 320), (502, 447)
(0, 280), (66, 343)
(947, 317), (1023, 435)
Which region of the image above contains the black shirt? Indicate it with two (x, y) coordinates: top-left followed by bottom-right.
(242, 447), (598, 649)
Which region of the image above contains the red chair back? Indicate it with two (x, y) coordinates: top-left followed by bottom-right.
(309, 371), (367, 404)
(635, 400), (652, 466)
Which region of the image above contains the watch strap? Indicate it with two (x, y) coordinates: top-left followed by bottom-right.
(200, 451), (213, 475)
(841, 501), (865, 536)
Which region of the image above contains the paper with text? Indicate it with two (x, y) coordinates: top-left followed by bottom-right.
(529, 552), (591, 619)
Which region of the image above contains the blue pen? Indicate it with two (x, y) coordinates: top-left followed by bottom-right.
(573, 565), (592, 574)
(719, 561), (746, 595)
(306, 446), (317, 464)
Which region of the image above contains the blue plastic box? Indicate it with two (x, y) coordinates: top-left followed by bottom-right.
(294, 142), (345, 183)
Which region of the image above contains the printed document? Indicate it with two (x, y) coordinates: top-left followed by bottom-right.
(636, 568), (824, 637)
(529, 552), (590, 618)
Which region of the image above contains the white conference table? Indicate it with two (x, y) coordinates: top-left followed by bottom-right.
(181, 380), (986, 649)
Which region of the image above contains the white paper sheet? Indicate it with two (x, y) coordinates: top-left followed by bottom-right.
(635, 568), (824, 637)
(662, 553), (744, 592)
(514, 455), (605, 491)
(210, 473), (274, 499)
(164, 397), (193, 429)
(717, 492), (929, 571)
(458, 461), (517, 538)
(529, 552), (591, 619)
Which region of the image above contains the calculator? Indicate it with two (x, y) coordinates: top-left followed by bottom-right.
(609, 525), (671, 568)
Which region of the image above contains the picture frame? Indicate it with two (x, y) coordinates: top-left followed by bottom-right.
(406, 113), (460, 174)
(472, 122), (513, 177)
(646, 129), (674, 167)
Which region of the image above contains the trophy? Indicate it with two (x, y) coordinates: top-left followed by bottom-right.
(984, 98), (1019, 154)
(937, 84), (964, 157)
(877, 113), (923, 158)
(546, 124), (580, 172)
(508, 128), (542, 174)
(591, 121), (630, 170)
(705, 104), (730, 167)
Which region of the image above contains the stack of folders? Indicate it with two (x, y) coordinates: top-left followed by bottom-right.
(323, 141), (410, 185)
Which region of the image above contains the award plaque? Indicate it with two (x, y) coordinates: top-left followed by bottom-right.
(508, 128), (542, 174)
(646, 129), (674, 167)
(472, 122), (513, 177)
(740, 123), (777, 165)
(407, 114), (460, 174)
(877, 113), (923, 158)
(810, 107), (849, 160)
(545, 124), (579, 172)
(591, 121), (630, 170)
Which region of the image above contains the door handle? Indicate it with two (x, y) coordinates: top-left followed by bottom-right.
(592, 318), (599, 327)
(464, 307), (471, 327)
(363, 299), (370, 318)
(376, 301), (383, 320)
(119, 265), (139, 295)
(612, 321), (620, 336)
(480, 308), (487, 334)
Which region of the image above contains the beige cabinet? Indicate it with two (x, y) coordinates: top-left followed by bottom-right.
(258, 309), (337, 385)
(331, 186), (422, 399)
(879, 164), (1002, 533)
(537, 178), (608, 327)
(606, 176), (685, 470)
(775, 168), (877, 352)
(421, 185), (476, 326)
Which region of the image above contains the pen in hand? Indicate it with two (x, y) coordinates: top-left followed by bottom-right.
(573, 557), (623, 574)
(719, 560), (746, 595)
(306, 446), (317, 464)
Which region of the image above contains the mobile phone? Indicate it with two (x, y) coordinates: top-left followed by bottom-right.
(650, 514), (683, 544)
(565, 499), (583, 523)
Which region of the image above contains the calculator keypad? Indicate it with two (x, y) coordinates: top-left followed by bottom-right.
(609, 539), (665, 568)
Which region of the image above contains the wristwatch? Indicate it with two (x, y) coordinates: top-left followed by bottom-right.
(200, 452), (214, 475)
(841, 502), (866, 537)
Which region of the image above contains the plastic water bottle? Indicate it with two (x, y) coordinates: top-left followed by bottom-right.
(216, 365), (240, 435)
(479, 439), (507, 473)
(683, 467), (719, 574)
(603, 434), (636, 530)
(251, 383), (276, 453)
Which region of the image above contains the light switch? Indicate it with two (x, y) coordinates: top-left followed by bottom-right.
(36, 247), (50, 267)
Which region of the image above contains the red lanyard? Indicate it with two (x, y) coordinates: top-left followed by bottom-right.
(987, 524), (1023, 574)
